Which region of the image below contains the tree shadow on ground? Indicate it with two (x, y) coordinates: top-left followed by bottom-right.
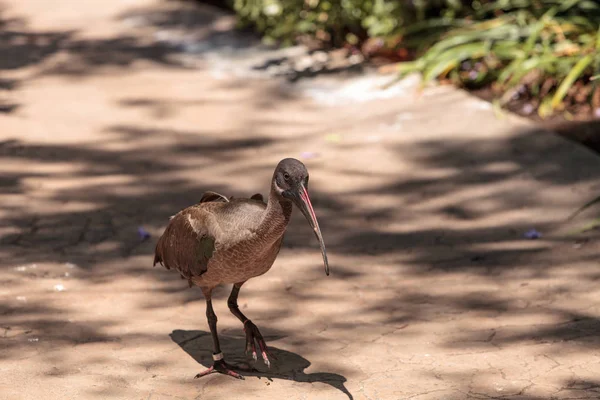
(3, 0), (600, 394)
(0, 0), (263, 77)
(0, 77), (19, 113)
(549, 118), (600, 156)
(3, 113), (600, 334)
(3, 101), (600, 397)
(0, 20), (181, 75)
(170, 329), (353, 400)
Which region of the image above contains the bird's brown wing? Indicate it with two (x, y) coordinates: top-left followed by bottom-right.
(222, 193), (264, 202)
(154, 207), (216, 287)
(167, 191), (228, 221)
(199, 191), (229, 203)
(250, 193), (264, 202)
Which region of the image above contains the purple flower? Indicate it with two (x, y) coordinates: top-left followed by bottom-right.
(524, 229), (541, 240)
(522, 103), (535, 115)
(138, 226), (151, 241)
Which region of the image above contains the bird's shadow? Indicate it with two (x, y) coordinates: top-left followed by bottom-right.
(170, 329), (353, 400)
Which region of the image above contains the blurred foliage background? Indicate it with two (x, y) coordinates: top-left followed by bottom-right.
(221, 0), (600, 119)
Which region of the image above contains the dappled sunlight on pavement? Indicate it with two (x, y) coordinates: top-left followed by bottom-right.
(3, 1), (600, 399)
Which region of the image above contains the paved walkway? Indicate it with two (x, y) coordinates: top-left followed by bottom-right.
(3, 1), (600, 399)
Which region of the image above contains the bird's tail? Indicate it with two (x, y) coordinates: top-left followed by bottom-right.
(153, 239), (163, 267)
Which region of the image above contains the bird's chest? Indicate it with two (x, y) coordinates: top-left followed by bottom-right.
(209, 236), (283, 284)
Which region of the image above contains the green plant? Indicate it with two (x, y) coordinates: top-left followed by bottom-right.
(231, 1), (466, 45)
(230, 0), (600, 117)
(394, 0), (600, 116)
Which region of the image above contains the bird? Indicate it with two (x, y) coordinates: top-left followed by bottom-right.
(153, 158), (329, 380)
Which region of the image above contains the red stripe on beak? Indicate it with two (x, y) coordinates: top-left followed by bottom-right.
(297, 184), (329, 276)
(301, 186), (318, 225)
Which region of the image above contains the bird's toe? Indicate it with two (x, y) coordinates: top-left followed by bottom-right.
(243, 320), (274, 367)
(194, 360), (251, 380)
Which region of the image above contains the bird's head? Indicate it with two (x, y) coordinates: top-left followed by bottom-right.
(273, 158), (329, 276)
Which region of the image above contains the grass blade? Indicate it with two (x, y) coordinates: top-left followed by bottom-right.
(568, 217), (600, 235)
(568, 194), (600, 221)
(551, 54), (593, 109)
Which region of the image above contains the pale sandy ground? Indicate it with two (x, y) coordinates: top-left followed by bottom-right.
(3, 1), (600, 399)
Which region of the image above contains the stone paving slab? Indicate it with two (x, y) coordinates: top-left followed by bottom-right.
(3, 1), (600, 400)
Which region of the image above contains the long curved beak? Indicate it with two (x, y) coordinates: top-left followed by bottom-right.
(291, 183), (330, 276)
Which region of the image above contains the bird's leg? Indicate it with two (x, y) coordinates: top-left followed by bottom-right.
(194, 288), (247, 380)
(228, 282), (275, 367)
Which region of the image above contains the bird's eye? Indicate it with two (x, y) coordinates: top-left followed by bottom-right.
(283, 173), (290, 181)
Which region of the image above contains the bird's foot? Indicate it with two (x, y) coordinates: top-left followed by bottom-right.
(194, 354), (257, 380)
(244, 320), (276, 368)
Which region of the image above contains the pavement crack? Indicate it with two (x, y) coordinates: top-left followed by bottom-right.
(405, 389), (449, 399)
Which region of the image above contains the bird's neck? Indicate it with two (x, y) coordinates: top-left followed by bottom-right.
(258, 188), (293, 240)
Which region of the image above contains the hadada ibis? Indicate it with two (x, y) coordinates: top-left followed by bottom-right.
(153, 158), (329, 379)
